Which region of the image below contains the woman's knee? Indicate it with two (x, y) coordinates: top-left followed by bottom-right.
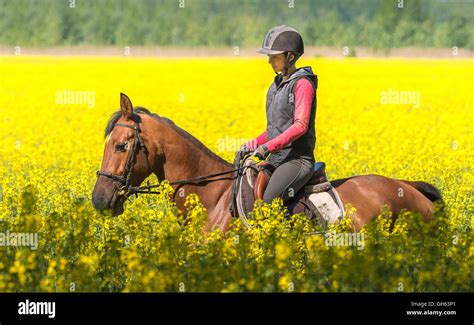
(262, 187), (280, 204)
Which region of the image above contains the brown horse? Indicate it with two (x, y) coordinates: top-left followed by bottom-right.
(92, 94), (442, 232)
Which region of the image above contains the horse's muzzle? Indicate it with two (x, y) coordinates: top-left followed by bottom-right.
(92, 177), (125, 216)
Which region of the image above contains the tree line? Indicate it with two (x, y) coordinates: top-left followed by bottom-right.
(0, 0), (472, 49)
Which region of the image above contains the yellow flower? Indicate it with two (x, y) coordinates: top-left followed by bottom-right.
(278, 274), (292, 291)
(275, 242), (291, 269)
(0, 56), (471, 292)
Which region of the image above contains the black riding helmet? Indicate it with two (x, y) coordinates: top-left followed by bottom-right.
(257, 25), (304, 76)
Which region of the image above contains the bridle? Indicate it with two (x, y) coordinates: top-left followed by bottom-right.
(96, 122), (152, 198)
(96, 121), (249, 211)
(95, 117), (324, 230)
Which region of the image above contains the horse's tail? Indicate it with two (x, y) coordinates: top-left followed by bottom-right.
(405, 181), (443, 204)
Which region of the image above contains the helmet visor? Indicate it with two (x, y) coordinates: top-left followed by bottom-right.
(256, 47), (285, 55)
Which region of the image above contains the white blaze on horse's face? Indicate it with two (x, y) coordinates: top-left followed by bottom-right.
(106, 130), (113, 144)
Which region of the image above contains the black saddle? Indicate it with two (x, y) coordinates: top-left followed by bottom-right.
(230, 157), (332, 225)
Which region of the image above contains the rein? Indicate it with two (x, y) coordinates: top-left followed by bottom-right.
(96, 121), (247, 198)
(128, 165), (247, 195)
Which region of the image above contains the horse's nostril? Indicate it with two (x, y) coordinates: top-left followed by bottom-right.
(92, 197), (108, 211)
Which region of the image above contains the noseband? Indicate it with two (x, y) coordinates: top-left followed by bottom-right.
(96, 122), (152, 198)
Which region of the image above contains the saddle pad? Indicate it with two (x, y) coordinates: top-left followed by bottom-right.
(305, 181), (332, 195)
(307, 186), (345, 223)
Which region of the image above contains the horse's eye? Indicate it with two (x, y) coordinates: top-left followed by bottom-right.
(115, 142), (129, 152)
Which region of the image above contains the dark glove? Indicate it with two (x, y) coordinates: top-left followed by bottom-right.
(253, 144), (269, 160)
(236, 143), (252, 157)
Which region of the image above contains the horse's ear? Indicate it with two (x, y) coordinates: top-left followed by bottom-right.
(120, 93), (133, 120)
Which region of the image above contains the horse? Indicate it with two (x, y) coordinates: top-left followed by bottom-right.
(92, 93), (443, 233)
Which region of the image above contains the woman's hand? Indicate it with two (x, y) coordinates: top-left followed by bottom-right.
(237, 143), (251, 156)
(253, 144), (269, 160)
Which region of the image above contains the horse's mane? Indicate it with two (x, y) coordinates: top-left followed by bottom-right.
(104, 107), (232, 167)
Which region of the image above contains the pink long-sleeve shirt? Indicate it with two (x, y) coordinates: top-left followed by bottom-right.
(247, 78), (315, 152)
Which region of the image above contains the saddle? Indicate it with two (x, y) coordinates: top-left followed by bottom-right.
(232, 158), (345, 229)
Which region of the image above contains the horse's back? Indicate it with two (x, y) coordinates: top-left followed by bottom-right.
(333, 174), (436, 224)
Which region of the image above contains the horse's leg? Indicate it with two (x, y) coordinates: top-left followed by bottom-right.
(204, 186), (234, 233)
(335, 175), (435, 231)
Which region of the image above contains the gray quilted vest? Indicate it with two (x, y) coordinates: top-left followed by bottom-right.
(266, 66), (318, 167)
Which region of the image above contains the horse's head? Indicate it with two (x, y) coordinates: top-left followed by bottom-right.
(92, 93), (153, 216)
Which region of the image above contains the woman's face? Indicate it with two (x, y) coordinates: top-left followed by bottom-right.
(268, 53), (287, 73)
(268, 53), (295, 74)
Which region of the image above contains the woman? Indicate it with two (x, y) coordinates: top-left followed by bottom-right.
(237, 25), (318, 204)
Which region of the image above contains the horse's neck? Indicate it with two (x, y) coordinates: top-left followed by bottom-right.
(149, 118), (234, 231)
